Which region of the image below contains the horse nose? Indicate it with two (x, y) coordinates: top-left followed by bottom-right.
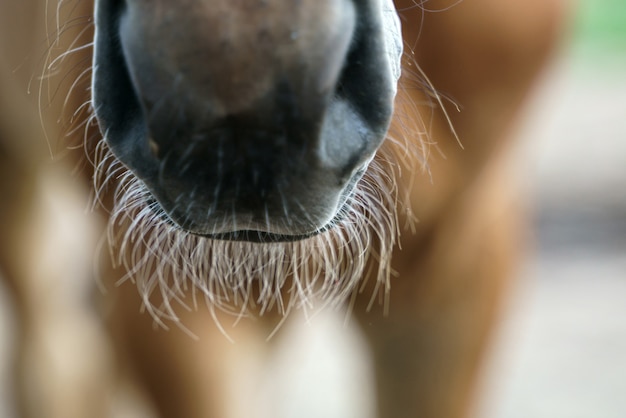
(118, 0), (356, 143)
(107, 0), (363, 234)
(94, 0), (399, 238)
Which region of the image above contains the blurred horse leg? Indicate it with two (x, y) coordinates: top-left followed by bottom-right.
(353, 1), (567, 417)
(0, 1), (114, 416)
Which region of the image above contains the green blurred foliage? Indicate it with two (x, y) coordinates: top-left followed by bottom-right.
(575, 0), (626, 50)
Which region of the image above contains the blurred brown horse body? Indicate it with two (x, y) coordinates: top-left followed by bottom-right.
(0, 1), (565, 417)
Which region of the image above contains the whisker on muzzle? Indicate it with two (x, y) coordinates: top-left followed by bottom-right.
(92, 131), (415, 327)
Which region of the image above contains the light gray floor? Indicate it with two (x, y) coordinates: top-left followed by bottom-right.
(1, 36), (625, 418)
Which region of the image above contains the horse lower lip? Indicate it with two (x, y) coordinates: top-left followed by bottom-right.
(147, 199), (319, 241)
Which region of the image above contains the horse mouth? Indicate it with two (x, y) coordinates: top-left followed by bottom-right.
(147, 163), (367, 243)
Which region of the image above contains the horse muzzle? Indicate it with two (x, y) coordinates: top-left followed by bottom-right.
(92, 0), (402, 241)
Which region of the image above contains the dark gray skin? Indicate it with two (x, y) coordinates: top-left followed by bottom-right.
(92, 0), (400, 241)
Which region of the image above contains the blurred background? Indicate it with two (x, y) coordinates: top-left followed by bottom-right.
(477, 0), (626, 417)
(1, 0), (625, 417)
